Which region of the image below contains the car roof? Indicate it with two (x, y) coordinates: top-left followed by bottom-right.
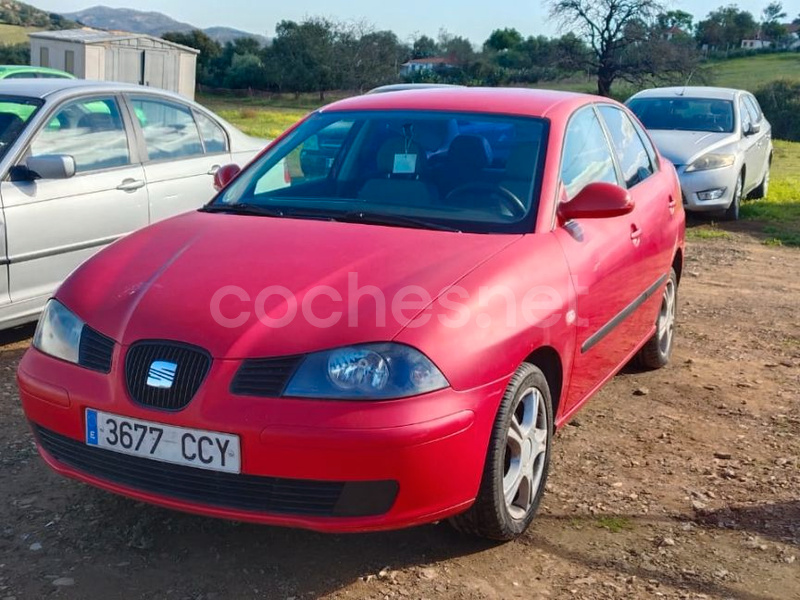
(630, 86), (742, 101)
(0, 65), (73, 77)
(320, 87), (597, 118)
(0, 79), (189, 102)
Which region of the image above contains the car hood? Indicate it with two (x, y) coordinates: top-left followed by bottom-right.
(58, 211), (519, 358)
(648, 130), (738, 167)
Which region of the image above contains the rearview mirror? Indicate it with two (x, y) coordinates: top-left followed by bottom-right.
(558, 182), (634, 221)
(213, 163), (241, 191)
(746, 122), (761, 136)
(25, 155), (76, 180)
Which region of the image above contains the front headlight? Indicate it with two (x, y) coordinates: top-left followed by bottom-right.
(32, 300), (85, 364)
(283, 343), (449, 400)
(685, 154), (736, 172)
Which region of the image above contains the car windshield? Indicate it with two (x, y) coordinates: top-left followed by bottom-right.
(628, 97), (735, 133)
(0, 95), (43, 160)
(211, 110), (548, 234)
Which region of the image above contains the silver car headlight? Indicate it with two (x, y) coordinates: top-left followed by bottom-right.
(283, 343), (449, 400)
(685, 153), (735, 173)
(32, 299), (85, 364)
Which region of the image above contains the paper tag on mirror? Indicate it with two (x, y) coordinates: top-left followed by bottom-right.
(393, 154), (417, 174)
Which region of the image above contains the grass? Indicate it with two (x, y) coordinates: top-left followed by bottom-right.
(686, 225), (733, 241)
(711, 53), (800, 90)
(595, 516), (634, 533)
(0, 24), (39, 45)
(741, 140), (800, 246)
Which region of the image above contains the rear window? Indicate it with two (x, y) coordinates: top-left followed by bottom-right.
(214, 110), (549, 234)
(628, 97), (734, 133)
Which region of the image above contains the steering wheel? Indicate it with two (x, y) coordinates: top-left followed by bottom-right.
(445, 182), (526, 218)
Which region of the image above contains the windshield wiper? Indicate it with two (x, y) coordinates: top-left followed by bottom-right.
(339, 211), (461, 233)
(200, 202), (289, 217)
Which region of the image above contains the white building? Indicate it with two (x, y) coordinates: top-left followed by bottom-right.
(29, 29), (199, 99)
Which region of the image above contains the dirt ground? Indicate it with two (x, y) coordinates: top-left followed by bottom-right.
(1, 225), (798, 600)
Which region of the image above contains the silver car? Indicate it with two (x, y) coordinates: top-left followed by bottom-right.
(0, 80), (264, 329)
(627, 86), (772, 220)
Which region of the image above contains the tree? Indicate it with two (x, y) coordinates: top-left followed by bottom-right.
(411, 35), (438, 59)
(484, 28), (523, 52)
(162, 30), (221, 85)
(548, 0), (664, 96)
(656, 10), (694, 34)
(761, 2), (788, 42)
(438, 30), (475, 65)
(696, 6), (758, 50)
(268, 18), (338, 100)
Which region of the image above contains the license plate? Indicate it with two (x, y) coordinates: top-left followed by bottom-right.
(85, 409), (241, 474)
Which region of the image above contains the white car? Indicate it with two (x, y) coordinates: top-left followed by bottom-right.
(0, 79), (265, 329)
(627, 87), (772, 220)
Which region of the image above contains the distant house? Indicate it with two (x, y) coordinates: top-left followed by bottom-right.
(400, 57), (457, 77)
(661, 26), (688, 41)
(741, 39), (772, 49)
(29, 29), (199, 99)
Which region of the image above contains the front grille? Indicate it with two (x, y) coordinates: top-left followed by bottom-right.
(231, 356), (304, 397)
(78, 327), (114, 373)
(34, 425), (397, 517)
(125, 341), (211, 411)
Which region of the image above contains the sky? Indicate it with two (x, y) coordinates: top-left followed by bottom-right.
(34, 0), (800, 44)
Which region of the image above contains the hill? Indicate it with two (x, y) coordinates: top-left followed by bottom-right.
(0, 0), (76, 30)
(61, 5), (268, 44)
(0, 22), (37, 44)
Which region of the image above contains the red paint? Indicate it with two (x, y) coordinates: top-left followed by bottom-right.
(17, 88), (685, 532)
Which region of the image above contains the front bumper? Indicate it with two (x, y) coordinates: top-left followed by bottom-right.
(676, 164), (738, 212)
(18, 347), (505, 532)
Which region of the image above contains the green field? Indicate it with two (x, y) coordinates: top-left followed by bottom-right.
(0, 24), (39, 45)
(711, 53), (800, 90)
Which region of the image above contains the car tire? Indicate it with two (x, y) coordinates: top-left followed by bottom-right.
(637, 268), (678, 370)
(723, 171), (744, 221)
(750, 163), (770, 200)
(449, 362), (553, 541)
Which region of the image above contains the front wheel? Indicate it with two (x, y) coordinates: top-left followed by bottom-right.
(638, 268), (678, 370)
(723, 171), (744, 221)
(449, 363), (553, 541)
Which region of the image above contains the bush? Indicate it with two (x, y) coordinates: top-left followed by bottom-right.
(755, 80), (800, 142)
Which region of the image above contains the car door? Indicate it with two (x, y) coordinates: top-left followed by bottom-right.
(597, 104), (675, 339)
(553, 105), (647, 414)
(0, 94), (147, 305)
(737, 95), (761, 192)
(743, 94), (771, 183)
(127, 95), (229, 222)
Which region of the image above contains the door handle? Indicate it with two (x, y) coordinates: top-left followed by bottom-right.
(207, 165), (221, 175)
(117, 178), (145, 192)
(668, 195), (677, 215)
(630, 224), (643, 245)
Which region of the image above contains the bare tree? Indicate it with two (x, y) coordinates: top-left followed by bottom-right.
(548, 0), (663, 96)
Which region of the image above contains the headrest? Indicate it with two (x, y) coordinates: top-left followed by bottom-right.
(376, 137), (426, 175)
(0, 112), (24, 139)
(447, 135), (492, 170)
(505, 143), (540, 180)
(78, 113), (118, 132)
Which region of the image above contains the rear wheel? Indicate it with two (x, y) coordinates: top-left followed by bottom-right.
(638, 268), (678, 370)
(750, 163), (770, 200)
(449, 363), (553, 541)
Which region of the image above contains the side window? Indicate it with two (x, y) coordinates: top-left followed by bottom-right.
(194, 111), (228, 154)
(560, 107), (618, 200)
(29, 96), (130, 173)
(628, 117), (659, 171)
(130, 97), (204, 161)
(6, 72), (36, 79)
(598, 105), (653, 188)
(739, 98), (752, 134)
(744, 96), (761, 123)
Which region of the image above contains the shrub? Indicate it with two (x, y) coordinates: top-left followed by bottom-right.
(755, 80), (800, 142)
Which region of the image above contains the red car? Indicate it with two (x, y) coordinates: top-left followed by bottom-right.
(18, 88), (684, 540)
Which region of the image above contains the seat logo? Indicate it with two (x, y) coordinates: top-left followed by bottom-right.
(146, 360), (178, 389)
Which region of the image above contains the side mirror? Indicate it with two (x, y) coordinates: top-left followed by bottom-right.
(213, 163), (241, 191)
(25, 155), (76, 180)
(746, 122), (761, 136)
(558, 182), (634, 221)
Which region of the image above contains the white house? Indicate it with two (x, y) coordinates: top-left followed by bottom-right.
(400, 57), (457, 77)
(29, 29), (199, 99)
